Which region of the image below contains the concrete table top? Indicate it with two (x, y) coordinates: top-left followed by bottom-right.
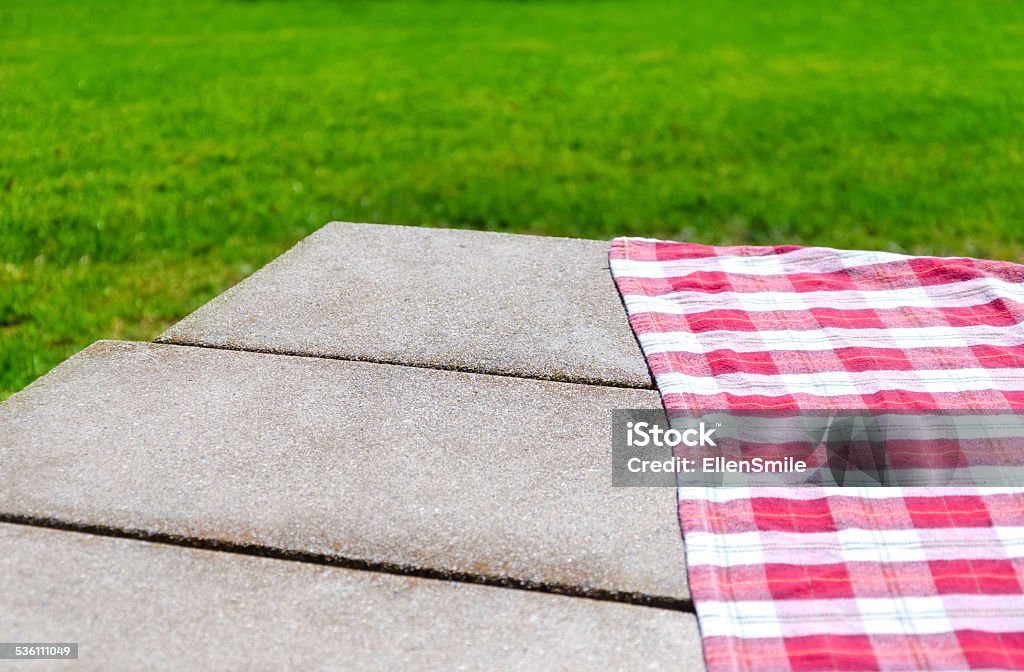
(158, 223), (653, 389)
(0, 523), (702, 671)
(0, 341), (687, 602)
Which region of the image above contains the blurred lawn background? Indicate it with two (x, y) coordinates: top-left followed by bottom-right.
(2, 0), (1024, 399)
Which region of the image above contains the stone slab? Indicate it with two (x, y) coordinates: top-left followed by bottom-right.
(0, 341), (686, 600)
(157, 222), (653, 388)
(0, 523), (703, 670)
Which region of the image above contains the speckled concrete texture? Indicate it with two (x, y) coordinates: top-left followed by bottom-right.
(0, 341), (686, 600)
(157, 222), (653, 388)
(0, 523), (702, 671)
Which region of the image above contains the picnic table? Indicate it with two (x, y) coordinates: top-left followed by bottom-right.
(0, 223), (702, 670)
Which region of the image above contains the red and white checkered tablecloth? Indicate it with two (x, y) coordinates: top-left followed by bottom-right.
(609, 238), (1024, 671)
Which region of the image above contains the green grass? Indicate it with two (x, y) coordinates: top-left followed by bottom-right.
(2, 0), (1024, 399)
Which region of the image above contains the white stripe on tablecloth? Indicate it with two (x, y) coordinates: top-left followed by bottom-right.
(655, 368), (1024, 397)
(684, 527), (1024, 567)
(677, 486), (1024, 502)
(637, 325), (1024, 355)
(619, 277), (1024, 313)
(697, 595), (1024, 638)
(610, 248), (915, 278)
